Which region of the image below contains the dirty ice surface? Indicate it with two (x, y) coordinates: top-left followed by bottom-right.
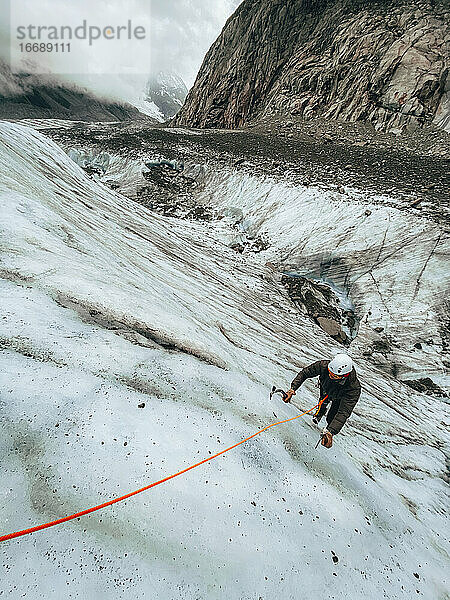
(196, 169), (449, 382)
(0, 122), (449, 599)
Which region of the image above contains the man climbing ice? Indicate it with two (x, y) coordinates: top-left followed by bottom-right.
(283, 353), (361, 449)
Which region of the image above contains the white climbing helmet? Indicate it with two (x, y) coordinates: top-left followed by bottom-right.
(328, 353), (353, 378)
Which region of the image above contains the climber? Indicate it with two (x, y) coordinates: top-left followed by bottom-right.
(283, 353), (361, 449)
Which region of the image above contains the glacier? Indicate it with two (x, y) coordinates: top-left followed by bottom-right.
(0, 121), (449, 599)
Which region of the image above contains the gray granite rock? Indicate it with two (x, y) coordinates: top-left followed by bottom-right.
(175, 0), (449, 132)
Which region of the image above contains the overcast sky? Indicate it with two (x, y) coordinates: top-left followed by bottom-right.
(1, 0), (242, 100)
(150, 0), (242, 86)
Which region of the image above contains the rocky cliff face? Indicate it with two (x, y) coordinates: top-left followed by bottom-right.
(174, 0), (449, 132)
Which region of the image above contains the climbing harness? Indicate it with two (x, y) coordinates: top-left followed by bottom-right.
(0, 395), (319, 543)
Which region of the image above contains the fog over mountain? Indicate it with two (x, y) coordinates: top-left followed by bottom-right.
(0, 0), (242, 104)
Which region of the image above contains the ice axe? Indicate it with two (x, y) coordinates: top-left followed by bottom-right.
(270, 386), (297, 403)
(270, 386), (289, 402)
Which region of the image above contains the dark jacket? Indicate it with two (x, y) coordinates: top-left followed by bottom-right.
(291, 360), (361, 435)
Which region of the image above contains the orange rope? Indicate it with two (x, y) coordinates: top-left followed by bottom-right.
(313, 394), (328, 417)
(0, 402), (319, 543)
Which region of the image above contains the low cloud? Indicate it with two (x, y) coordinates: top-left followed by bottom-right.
(0, 0), (242, 102)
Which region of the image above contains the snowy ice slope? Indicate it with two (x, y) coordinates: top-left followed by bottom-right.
(196, 170), (450, 383)
(0, 122), (449, 599)
(0, 118), (86, 131)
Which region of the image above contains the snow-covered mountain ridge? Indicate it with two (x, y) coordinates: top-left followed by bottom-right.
(127, 73), (188, 122)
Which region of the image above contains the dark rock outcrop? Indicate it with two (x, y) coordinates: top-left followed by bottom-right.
(281, 274), (357, 344)
(174, 0), (449, 132)
(402, 377), (448, 397)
